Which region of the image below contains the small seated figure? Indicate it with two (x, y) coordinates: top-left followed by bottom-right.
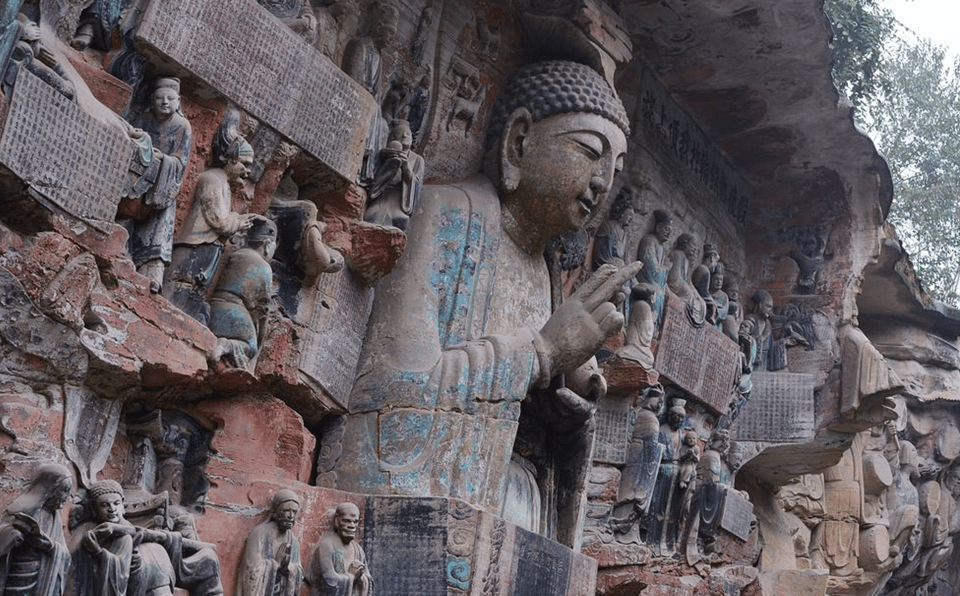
(0, 464), (73, 596)
(636, 210), (672, 329)
(3, 14), (75, 100)
(364, 119), (424, 231)
(307, 503), (371, 596)
(67, 480), (135, 596)
(123, 77), (193, 294)
(616, 283), (656, 369)
(709, 262), (729, 332)
(208, 218), (277, 369)
(691, 244), (719, 324)
(591, 186), (634, 271)
(237, 490), (303, 596)
(162, 114), (258, 324)
(667, 233), (706, 327)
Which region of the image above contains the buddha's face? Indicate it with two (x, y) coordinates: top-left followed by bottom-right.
(504, 112), (627, 242)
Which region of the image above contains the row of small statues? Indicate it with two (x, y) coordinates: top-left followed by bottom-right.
(0, 465), (372, 596)
(611, 386), (748, 557)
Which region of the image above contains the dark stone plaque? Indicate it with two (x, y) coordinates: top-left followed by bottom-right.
(733, 372), (815, 442)
(299, 268), (373, 409)
(719, 488), (754, 541)
(364, 497), (448, 595)
(0, 69), (134, 223)
(510, 528), (571, 596)
(135, 0), (376, 181)
(593, 396), (633, 465)
(654, 295), (739, 414)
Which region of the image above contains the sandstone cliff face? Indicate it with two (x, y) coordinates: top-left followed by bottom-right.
(0, 1), (957, 596)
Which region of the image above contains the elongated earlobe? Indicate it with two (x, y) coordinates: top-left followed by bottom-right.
(500, 108), (532, 193)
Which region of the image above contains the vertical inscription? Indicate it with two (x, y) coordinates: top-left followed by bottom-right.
(734, 372), (815, 442)
(0, 70), (133, 222)
(364, 497), (447, 595)
(593, 397), (632, 465)
(719, 488), (754, 541)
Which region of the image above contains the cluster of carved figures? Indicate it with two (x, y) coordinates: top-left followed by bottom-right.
(0, 0), (444, 369)
(3, 1), (960, 595)
(596, 186), (811, 415)
(0, 465), (371, 596)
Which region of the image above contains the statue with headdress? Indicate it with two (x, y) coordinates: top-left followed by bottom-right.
(122, 77), (193, 294)
(162, 111), (259, 324)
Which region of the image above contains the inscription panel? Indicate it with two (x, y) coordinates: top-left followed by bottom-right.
(299, 268), (374, 408)
(593, 396), (633, 465)
(734, 372), (815, 442)
(364, 497), (447, 595)
(719, 488), (754, 541)
(0, 69), (133, 222)
(511, 528), (571, 596)
(136, 0), (376, 180)
(654, 295), (739, 414)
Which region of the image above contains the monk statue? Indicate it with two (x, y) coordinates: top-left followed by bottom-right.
(123, 77), (193, 294)
(328, 60), (634, 546)
(66, 480), (135, 596)
(591, 185), (634, 271)
(307, 503), (371, 596)
(364, 119), (425, 231)
(0, 464), (73, 596)
(208, 218), (277, 369)
(162, 112), (258, 324)
(635, 210), (672, 329)
(237, 490), (303, 596)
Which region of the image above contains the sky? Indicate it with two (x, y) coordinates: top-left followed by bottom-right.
(882, 0), (957, 55)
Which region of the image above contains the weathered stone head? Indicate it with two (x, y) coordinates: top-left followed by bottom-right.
(16, 13), (40, 42)
(333, 502), (361, 543)
(26, 463), (74, 512)
(89, 479), (125, 523)
(610, 185), (635, 225)
(212, 111), (255, 185)
(710, 262), (725, 293)
(246, 218), (278, 260)
(750, 289), (773, 320)
(483, 60), (629, 253)
(270, 489), (300, 532)
(653, 209), (673, 243)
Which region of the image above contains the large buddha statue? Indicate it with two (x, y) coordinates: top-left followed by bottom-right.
(326, 60), (635, 544)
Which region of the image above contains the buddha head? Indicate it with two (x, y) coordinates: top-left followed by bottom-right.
(484, 61), (629, 254)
